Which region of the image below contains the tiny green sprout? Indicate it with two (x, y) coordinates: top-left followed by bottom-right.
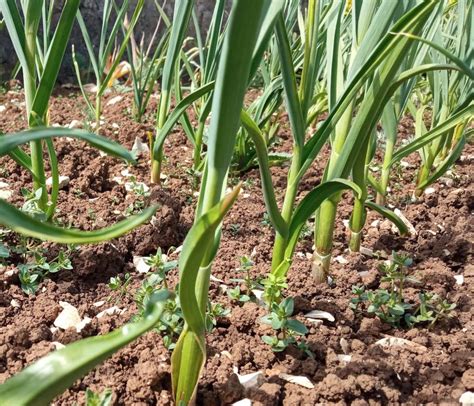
(229, 255), (260, 302)
(410, 292), (456, 328)
(365, 289), (413, 326)
(185, 167), (201, 191)
(297, 340), (314, 358)
(262, 273), (288, 307)
(18, 264), (41, 295)
(238, 255), (259, 290)
(351, 252), (456, 328)
(349, 285), (367, 311)
(134, 272), (183, 350)
(85, 388), (113, 406)
(18, 248), (74, 295)
(261, 212), (272, 228)
(108, 273), (132, 299)
(379, 252), (418, 303)
(229, 223), (241, 236)
(21, 188), (46, 221)
(298, 220), (313, 241)
(87, 208), (97, 222)
(158, 296), (184, 350)
(73, 188), (85, 198)
(36, 250), (73, 274)
(0, 243), (10, 260)
(145, 248), (178, 289)
(205, 303), (230, 332)
(239, 255), (254, 272)
(227, 286), (250, 303)
(261, 297), (308, 352)
(123, 176), (151, 217)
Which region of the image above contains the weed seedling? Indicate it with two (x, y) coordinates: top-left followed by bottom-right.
(229, 255), (260, 303)
(124, 175), (151, 217)
(145, 248), (178, 289)
(85, 388), (112, 406)
(351, 252), (456, 328)
(21, 188), (46, 221)
(205, 303), (230, 332)
(262, 273), (287, 308)
(18, 248), (73, 295)
(409, 292), (456, 328)
(227, 286), (250, 303)
(261, 297), (308, 352)
(229, 223), (241, 236)
(133, 256), (182, 350)
(0, 234), (11, 261)
(108, 273), (132, 300)
(261, 212), (272, 228)
(87, 208), (97, 222)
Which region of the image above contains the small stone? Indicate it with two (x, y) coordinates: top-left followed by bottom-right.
(370, 220), (380, 228)
(462, 370), (474, 390)
(133, 256), (151, 274)
(107, 95), (123, 106)
(454, 275), (464, 285)
(67, 120), (82, 129)
(251, 289), (265, 306)
(340, 337), (350, 354)
(54, 302), (91, 332)
(360, 247), (374, 257)
(10, 299), (20, 308)
(52, 341), (65, 350)
(221, 350), (233, 360)
(424, 187), (436, 195)
(0, 105), (6, 113)
(210, 274), (225, 283)
(439, 177), (454, 187)
(334, 255), (349, 264)
(0, 190), (13, 200)
(96, 306), (125, 319)
(84, 83), (98, 93)
(375, 336), (427, 352)
(337, 354), (352, 363)
(460, 391), (474, 406)
(131, 137), (150, 158)
(394, 208), (417, 236)
(400, 160), (413, 168)
(46, 175), (70, 190)
(232, 399), (252, 406)
(278, 373), (314, 389)
(5, 269), (17, 277)
(305, 310), (335, 322)
(234, 369), (265, 390)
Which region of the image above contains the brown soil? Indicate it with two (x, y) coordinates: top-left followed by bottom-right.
(0, 86), (472, 405)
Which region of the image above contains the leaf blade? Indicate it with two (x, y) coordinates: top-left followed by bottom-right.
(0, 290), (173, 406)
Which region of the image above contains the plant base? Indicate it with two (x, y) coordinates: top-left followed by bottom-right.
(311, 251), (331, 284)
(349, 230), (361, 253)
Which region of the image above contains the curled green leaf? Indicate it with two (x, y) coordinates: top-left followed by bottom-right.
(0, 200), (157, 244)
(0, 290), (173, 406)
(0, 127), (136, 163)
